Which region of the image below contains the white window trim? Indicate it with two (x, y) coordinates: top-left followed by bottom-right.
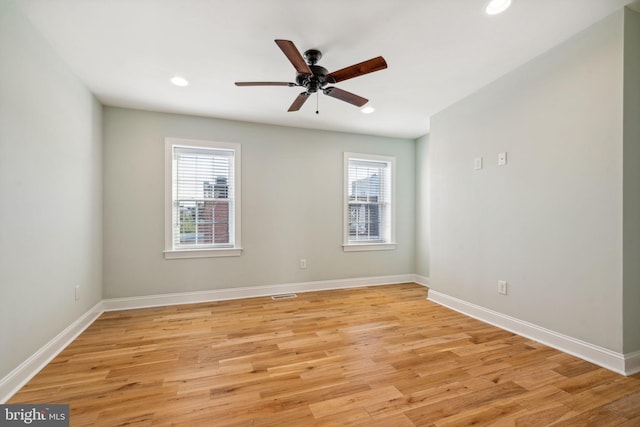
(343, 152), (396, 252)
(164, 137), (242, 259)
(342, 242), (397, 252)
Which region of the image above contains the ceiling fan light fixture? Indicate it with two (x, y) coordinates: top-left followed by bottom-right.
(485, 0), (511, 15)
(361, 106), (375, 114)
(170, 76), (189, 87)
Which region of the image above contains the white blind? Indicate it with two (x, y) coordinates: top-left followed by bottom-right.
(347, 158), (390, 242)
(173, 146), (235, 249)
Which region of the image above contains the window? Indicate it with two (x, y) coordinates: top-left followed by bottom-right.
(343, 152), (396, 251)
(164, 138), (242, 259)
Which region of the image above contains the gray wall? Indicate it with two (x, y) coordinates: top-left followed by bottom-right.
(428, 11), (626, 352)
(415, 134), (429, 278)
(0, 0), (103, 379)
(103, 107), (415, 298)
(623, 6), (640, 354)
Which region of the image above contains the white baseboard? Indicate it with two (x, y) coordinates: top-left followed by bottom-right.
(102, 274), (416, 311)
(427, 289), (640, 376)
(625, 351), (640, 376)
(0, 302), (104, 403)
(414, 275), (430, 287)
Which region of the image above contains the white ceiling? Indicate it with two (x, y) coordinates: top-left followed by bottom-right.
(16, 0), (631, 139)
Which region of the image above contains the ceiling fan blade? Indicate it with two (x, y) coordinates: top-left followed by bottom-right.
(327, 56), (387, 83)
(288, 92), (310, 112)
(323, 87), (368, 107)
(235, 81), (295, 87)
(275, 39), (313, 75)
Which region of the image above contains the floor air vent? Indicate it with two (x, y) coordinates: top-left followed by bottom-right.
(271, 293), (297, 300)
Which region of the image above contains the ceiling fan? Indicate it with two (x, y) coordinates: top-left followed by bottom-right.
(235, 39), (387, 112)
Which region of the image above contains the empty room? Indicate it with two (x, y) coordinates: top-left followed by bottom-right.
(1, 0), (640, 425)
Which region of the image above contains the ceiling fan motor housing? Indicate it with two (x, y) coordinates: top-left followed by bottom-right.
(295, 64), (332, 93)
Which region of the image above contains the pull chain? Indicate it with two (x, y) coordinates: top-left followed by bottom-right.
(316, 92), (319, 114)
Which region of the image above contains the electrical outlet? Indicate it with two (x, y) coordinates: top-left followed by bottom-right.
(498, 280), (508, 295)
(75, 285), (80, 301)
(299, 258), (307, 269)
(498, 152), (507, 166)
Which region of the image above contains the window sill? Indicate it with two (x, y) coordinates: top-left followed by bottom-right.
(164, 247), (243, 259)
(342, 243), (397, 252)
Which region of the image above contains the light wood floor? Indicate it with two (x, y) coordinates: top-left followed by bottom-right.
(9, 283), (640, 426)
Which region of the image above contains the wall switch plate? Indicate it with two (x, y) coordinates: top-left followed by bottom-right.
(498, 152), (507, 166)
(75, 285), (80, 301)
(299, 259), (307, 269)
(498, 280), (507, 295)
(474, 157), (483, 170)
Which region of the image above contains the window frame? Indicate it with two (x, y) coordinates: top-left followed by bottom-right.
(164, 137), (242, 259)
(343, 152), (396, 252)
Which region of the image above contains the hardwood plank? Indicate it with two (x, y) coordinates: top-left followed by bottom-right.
(605, 391), (640, 419)
(511, 403), (573, 427)
(368, 413), (416, 427)
(404, 381), (527, 425)
(432, 401), (526, 426)
(308, 385), (403, 418)
(549, 407), (628, 426)
(364, 379), (492, 420)
(560, 377), (640, 413)
(275, 382), (372, 410)
(307, 407), (373, 426)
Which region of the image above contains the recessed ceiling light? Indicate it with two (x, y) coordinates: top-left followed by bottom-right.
(361, 106), (375, 114)
(485, 0), (511, 15)
(170, 76), (189, 87)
